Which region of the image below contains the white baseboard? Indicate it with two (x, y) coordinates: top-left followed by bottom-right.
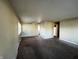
(60, 39), (78, 45)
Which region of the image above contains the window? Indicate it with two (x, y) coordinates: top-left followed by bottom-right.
(37, 24), (41, 35)
(18, 22), (21, 35)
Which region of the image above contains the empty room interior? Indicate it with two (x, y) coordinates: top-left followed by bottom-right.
(0, 0), (78, 59)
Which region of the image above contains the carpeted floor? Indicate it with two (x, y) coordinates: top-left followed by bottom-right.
(17, 36), (78, 59)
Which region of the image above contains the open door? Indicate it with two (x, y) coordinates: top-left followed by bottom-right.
(53, 22), (60, 38)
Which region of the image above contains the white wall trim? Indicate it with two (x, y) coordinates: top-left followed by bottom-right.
(60, 39), (78, 45)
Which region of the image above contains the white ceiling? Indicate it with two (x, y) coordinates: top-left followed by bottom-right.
(10, 0), (77, 23)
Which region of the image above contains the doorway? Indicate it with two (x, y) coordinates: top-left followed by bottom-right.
(53, 22), (60, 38)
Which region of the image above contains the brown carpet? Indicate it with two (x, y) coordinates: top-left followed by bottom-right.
(16, 36), (78, 59)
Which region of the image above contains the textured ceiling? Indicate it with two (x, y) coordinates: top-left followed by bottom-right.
(10, 0), (77, 23)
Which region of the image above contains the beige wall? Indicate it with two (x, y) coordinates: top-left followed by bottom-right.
(21, 23), (38, 36)
(0, 0), (19, 59)
(40, 22), (54, 39)
(21, 22), (54, 39)
(60, 18), (78, 45)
